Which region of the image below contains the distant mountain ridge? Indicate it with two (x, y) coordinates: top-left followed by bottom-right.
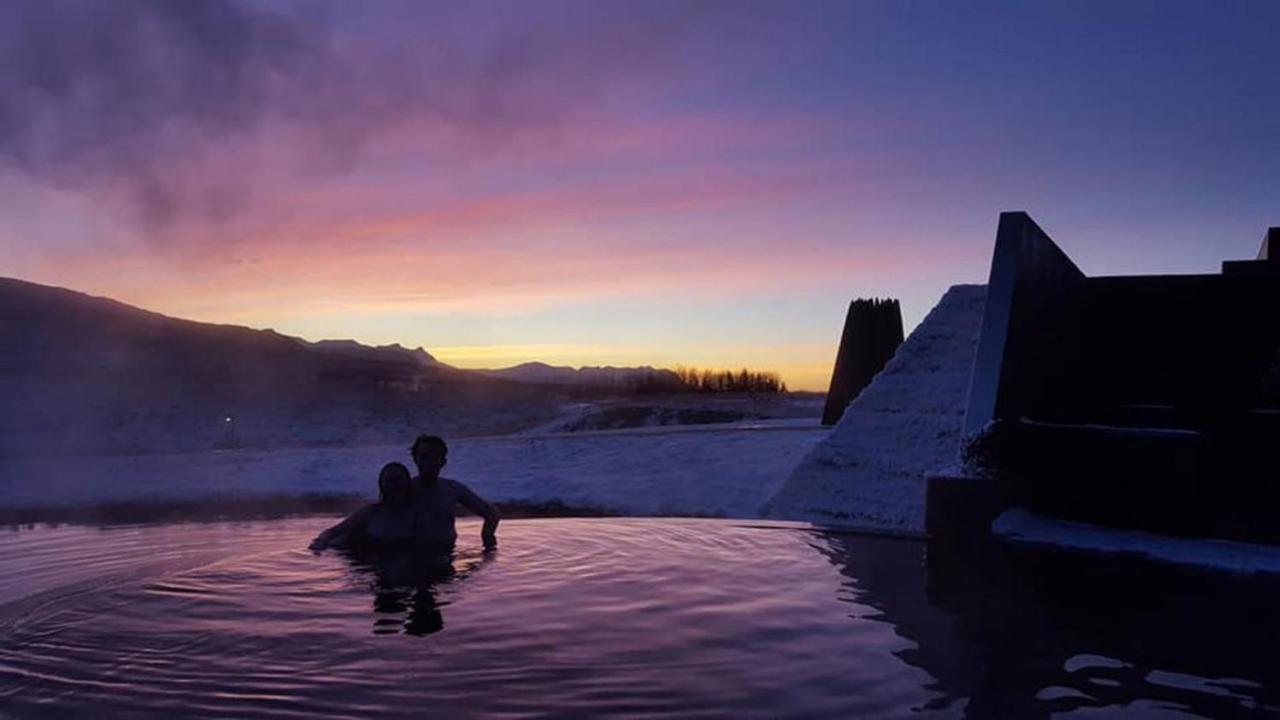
(0, 277), (550, 455)
(0, 276), (695, 455)
(0, 277), (667, 385)
(0, 277), (443, 384)
(296, 338), (442, 369)
(476, 361), (679, 387)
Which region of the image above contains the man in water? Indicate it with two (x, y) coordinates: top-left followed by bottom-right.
(409, 434), (500, 550)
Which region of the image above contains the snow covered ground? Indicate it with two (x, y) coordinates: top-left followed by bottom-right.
(994, 508), (1280, 575)
(522, 395), (823, 434)
(1, 423), (828, 519)
(763, 285), (987, 532)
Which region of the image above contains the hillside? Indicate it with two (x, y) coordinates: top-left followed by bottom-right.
(0, 277), (807, 458)
(0, 278), (558, 456)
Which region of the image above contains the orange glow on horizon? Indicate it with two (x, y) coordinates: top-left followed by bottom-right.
(431, 343), (835, 392)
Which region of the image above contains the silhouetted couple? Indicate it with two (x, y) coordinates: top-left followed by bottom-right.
(310, 434), (500, 553)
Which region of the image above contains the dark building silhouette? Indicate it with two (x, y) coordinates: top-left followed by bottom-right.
(957, 213), (1280, 543)
(821, 298), (904, 425)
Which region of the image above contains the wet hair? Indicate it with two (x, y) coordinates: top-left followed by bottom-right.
(377, 462), (412, 503)
(410, 434), (448, 458)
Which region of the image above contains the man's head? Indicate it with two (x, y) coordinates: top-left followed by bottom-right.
(410, 434), (448, 480)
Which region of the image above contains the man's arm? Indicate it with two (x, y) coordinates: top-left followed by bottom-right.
(454, 481), (500, 549)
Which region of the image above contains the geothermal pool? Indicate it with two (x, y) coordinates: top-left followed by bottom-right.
(0, 517), (1277, 717)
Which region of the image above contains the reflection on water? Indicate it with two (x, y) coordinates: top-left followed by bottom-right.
(818, 532), (1280, 717)
(0, 517), (1276, 718)
(339, 545), (492, 636)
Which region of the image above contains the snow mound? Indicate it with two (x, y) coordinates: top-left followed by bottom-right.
(761, 284), (987, 531)
(994, 508), (1280, 574)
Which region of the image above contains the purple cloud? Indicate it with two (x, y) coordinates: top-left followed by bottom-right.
(0, 0), (709, 230)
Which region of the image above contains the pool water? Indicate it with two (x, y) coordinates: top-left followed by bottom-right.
(1, 517), (1277, 718)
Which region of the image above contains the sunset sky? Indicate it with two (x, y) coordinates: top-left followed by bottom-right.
(1, 1), (1277, 390)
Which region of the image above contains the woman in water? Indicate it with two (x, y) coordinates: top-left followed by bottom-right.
(310, 462), (417, 550)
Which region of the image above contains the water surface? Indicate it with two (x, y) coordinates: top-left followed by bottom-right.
(1, 517), (1277, 718)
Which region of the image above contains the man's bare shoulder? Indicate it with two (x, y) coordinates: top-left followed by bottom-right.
(442, 477), (492, 501)
(439, 476), (469, 492)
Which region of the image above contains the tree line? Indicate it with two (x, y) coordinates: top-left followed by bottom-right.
(554, 366), (790, 396)
(670, 366), (787, 394)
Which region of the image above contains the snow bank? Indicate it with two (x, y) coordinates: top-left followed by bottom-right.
(1, 425), (827, 519)
(994, 508), (1280, 575)
(762, 285), (987, 531)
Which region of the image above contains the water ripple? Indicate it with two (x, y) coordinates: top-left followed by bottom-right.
(0, 517), (1276, 718)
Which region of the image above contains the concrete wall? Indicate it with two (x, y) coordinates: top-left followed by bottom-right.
(1072, 274), (1279, 423)
(963, 212), (1086, 435)
(965, 214), (1280, 543)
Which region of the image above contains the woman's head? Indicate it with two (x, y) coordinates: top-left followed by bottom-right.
(378, 462), (412, 505)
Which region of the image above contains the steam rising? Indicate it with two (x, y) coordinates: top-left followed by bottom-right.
(0, 0), (697, 230)
(0, 0), (327, 225)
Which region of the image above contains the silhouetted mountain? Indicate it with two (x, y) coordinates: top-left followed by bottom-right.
(0, 277), (463, 391)
(0, 276), (760, 457)
(477, 362), (680, 387)
(0, 277), (556, 456)
(298, 339), (443, 369)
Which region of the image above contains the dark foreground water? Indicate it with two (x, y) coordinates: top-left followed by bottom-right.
(1, 518), (1278, 718)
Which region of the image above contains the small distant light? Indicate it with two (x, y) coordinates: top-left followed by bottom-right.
(225, 417), (233, 423)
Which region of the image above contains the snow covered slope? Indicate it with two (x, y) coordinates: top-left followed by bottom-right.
(762, 285), (987, 532)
